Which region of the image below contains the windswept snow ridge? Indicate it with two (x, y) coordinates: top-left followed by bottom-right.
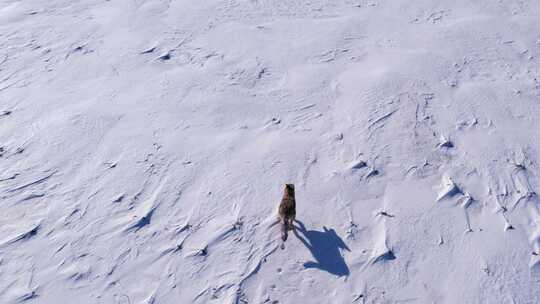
(1, 0), (540, 303)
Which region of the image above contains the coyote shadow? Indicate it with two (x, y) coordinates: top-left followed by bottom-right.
(293, 220), (350, 276)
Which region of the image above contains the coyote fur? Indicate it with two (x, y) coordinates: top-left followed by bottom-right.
(278, 184), (296, 243)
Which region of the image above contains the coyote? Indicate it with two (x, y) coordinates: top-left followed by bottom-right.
(278, 184), (296, 243)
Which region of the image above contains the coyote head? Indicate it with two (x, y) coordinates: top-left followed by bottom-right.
(284, 183), (295, 196)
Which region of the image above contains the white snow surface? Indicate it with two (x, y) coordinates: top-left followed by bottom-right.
(1, 0), (540, 303)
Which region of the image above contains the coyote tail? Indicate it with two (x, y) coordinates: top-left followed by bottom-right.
(281, 222), (288, 242)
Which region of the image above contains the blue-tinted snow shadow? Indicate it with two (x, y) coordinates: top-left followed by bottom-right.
(293, 220), (350, 276)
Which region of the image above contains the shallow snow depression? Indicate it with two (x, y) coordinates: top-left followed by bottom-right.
(1, 0), (540, 303)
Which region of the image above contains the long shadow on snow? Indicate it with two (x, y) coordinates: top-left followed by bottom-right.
(293, 220), (350, 276)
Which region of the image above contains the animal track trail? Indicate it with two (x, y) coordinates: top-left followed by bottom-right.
(230, 237), (280, 304)
(94, 168), (170, 237)
(352, 193), (397, 273)
(183, 223), (239, 258)
(180, 187), (254, 260)
(217, 189), (286, 304)
(188, 216), (280, 303)
(501, 154), (540, 264)
(298, 149), (318, 188)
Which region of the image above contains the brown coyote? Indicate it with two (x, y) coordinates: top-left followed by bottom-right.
(278, 184), (296, 243)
